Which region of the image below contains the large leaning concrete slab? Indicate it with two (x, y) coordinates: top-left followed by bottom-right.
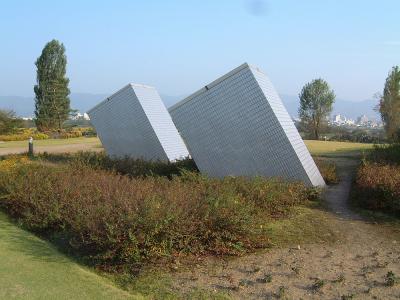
(169, 63), (325, 187)
(88, 84), (189, 161)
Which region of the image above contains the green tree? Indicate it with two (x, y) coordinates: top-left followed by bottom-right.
(34, 39), (71, 131)
(0, 109), (23, 134)
(299, 79), (335, 140)
(379, 66), (400, 142)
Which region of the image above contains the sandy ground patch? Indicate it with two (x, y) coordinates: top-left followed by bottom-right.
(171, 158), (400, 299)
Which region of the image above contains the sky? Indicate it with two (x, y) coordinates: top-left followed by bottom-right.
(0, 0), (399, 101)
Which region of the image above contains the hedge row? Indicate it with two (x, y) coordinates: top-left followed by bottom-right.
(0, 159), (315, 268)
(0, 128), (49, 141)
(0, 127), (96, 141)
(38, 151), (199, 178)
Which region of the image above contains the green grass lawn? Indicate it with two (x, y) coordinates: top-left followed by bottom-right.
(0, 212), (139, 300)
(0, 137), (101, 148)
(305, 140), (375, 156)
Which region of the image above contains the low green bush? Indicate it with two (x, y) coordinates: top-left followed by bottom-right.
(0, 161), (315, 268)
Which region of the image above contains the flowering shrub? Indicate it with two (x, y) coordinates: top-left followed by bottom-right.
(0, 128), (49, 141)
(0, 127), (95, 141)
(0, 155), (31, 171)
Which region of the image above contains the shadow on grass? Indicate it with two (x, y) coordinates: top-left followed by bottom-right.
(0, 212), (70, 264)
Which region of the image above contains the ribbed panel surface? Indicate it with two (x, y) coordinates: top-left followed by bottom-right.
(88, 84), (189, 162)
(169, 64), (325, 187)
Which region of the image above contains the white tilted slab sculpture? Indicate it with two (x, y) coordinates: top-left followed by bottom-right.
(169, 63), (325, 186)
(88, 84), (189, 161)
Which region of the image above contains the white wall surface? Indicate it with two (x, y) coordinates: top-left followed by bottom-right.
(88, 84), (189, 161)
(169, 63), (325, 187)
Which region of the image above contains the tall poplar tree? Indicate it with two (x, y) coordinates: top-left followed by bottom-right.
(379, 66), (400, 142)
(34, 39), (70, 131)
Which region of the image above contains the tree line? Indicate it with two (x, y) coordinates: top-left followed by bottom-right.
(298, 67), (400, 143)
(1, 39), (399, 143)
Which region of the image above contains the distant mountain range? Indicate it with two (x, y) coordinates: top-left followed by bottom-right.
(0, 93), (379, 120)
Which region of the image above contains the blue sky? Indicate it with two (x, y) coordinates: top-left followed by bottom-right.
(0, 0), (399, 100)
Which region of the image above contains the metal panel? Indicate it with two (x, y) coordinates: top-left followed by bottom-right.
(169, 63), (325, 187)
(88, 84), (189, 161)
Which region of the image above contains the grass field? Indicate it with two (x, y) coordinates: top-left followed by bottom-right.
(304, 140), (375, 156)
(0, 137), (102, 156)
(0, 137), (101, 148)
(0, 212), (139, 300)
(0, 137), (376, 157)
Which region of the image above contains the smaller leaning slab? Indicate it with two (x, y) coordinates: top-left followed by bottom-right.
(88, 84), (189, 162)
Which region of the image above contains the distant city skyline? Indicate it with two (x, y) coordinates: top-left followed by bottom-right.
(1, 1), (399, 101)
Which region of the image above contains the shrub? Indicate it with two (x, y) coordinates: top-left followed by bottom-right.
(45, 127), (92, 139)
(353, 162), (400, 215)
(385, 271), (399, 287)
(314, 158), (338, 184)
(0, 109), (23, 134)
(81, 127), (96, 137)
(0, 160), (314, 268)
(0, 127), (96, 141)
(0, 155), (31, 171)
(352, 143), (400, 216)
(0, 128), (49, 141)
(366, 144), (400, 165)
(39, 151), (199, 178)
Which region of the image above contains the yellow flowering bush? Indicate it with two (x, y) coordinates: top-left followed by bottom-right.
(0, 128), (49, 141)
(0, 155), (31, 172)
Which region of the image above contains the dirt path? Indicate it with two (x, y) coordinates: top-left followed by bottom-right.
(172, 158), (400, 299)
(323, 158), (362, 220)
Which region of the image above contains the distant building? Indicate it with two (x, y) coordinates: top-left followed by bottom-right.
(71, 112), (90, 121)
(333, 114), (349, 125)
(333, 114), (342, 123)
(357, 114), (369, 125)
